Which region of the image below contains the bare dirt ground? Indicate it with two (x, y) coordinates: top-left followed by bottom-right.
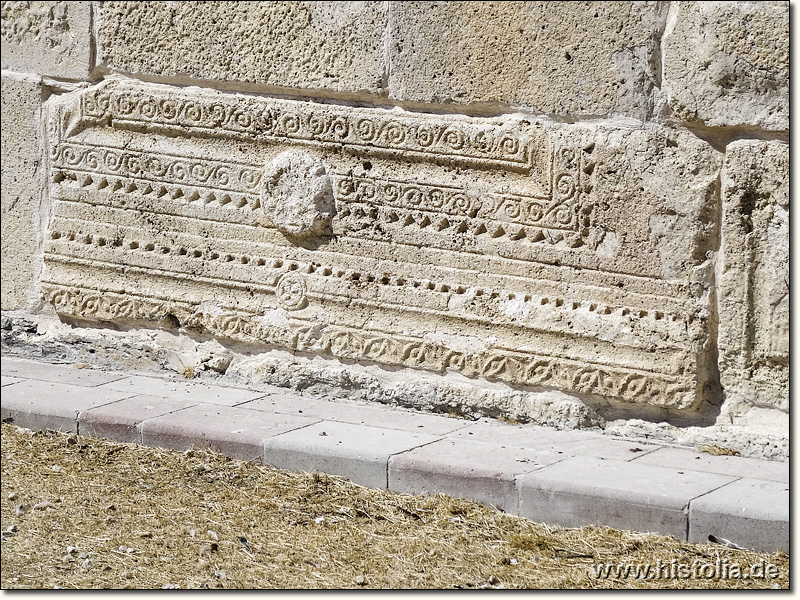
(0, 423), (788, 589)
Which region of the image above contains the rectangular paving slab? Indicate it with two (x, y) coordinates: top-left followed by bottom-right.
(1, 379), (135, 433)
(1, 358), (127, 387)
(98, 375), (266, 406)
(632, 446), (789, 483)
(263, 421), (441, 490)
(389, 438), (567, 513)
(243, 395), (469, 436)
(689, 478), (789, 553)
(79, 395), (199, 444)
(140, 404), (320, 462)
(517, 456), (737, 540)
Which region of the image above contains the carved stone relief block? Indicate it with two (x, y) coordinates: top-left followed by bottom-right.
(718, 140), (789, 413)
(41, 79), (722, 412)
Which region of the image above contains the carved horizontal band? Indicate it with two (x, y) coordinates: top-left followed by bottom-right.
(41, 285), (692, 408)
(78, 80), (549, 175)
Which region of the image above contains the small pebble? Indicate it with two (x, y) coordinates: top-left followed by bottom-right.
(61, 555), (75, 563)
(207, 530), (218, 541)
(78, 552), (89, 560)
(66, 546), (78, 555)
(214, 570), (227, 580)
(356, 575), (366, 586)
(105, 504), (117, 511)
(16, 504), (30, 515)
(119, 545), (128, 553)
(509, 558), (518, 565)
(33, 501), (55, 510)
(488, 575), (501, 585)
(162, 584), (180, 589)
(126, 547), (135, 554)
(52, 465), (61, 472)
(315, 516), (325, 524)
(319, 431), (327, 437)
(188, 529), (195, 537)
(6, 525), (18, 533)
(8, 492), (17, 501)
(199, 543), (219, 555)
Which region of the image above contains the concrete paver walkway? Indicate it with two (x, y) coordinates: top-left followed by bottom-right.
(0, 357), (788, 553)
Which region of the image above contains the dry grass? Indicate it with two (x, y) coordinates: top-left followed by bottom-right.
(0, 423), (788, 589)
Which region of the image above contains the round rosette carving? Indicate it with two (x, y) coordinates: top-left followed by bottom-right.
(260, 151), (335, 238)
(276, 273), (308, 311)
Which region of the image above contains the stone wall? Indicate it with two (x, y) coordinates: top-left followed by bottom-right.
(1, 1), (789, 456)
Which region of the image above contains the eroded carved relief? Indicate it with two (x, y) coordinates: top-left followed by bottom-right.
(261, 151), (334, 238)
(41, 79), (721, 411)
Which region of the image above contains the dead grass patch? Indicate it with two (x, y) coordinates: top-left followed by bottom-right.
(0, 424), (788, 589)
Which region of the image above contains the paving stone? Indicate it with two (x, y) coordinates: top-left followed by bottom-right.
(517, 456), (737, 540)
(263, 421), (441, 490)
(0, 379), (134, 433)
(98, 375), (266, 406)
(243, 395), (468, 436)
(1, 376), (24, 387)
(78, 395), (199, 444)
(140, 404), (319, 462)
(689, 478), (789, 553)
(389, 438), (566, 513)
(1, 358), (127, 387)
(447, 420), (602, 447)
(632, 447), (789, 483)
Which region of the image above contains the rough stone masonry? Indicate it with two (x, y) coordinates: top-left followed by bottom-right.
(0, 2), (789, 459)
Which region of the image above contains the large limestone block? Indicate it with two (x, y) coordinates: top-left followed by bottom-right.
(1, 71), (42, 310)
(663, 1), (789, 131)
(98, 1), (386, 95)
(387, 1), (666, 120)
(39, 79), (722, 416)
(718, 140), (788, 416)
(1, 1), (93, 79)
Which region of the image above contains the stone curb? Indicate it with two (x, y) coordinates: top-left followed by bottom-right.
(0, 357), (789, 552)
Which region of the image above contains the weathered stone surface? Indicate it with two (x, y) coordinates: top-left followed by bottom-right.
(1, 1), (93, 79)
(98, 1), (386, 95)
(38, 78), (723, 418)
(387, 1), (667, 119)
(261, 151), (335, 239)
(663, 1), (789, 130)
(1, 71), (42, 310)
(717, 140), (788, 423)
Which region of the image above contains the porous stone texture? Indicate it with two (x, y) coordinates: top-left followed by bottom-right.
(1, 1), (93, 79)
(97, 1), (386, 95)
(387, 1), (667, 119)
(716, 140), (788, 430)
(1, 71), (43, 310)
(662, 1), (789, 130)
(38, 78), (722, 420)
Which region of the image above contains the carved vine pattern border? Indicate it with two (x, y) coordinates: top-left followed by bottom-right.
(41, 284), (691, 407)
